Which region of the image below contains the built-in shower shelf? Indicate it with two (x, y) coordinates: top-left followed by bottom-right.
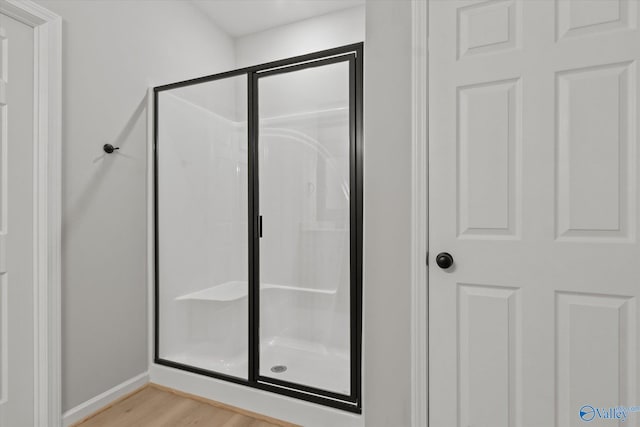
(176, 280), (337, 302)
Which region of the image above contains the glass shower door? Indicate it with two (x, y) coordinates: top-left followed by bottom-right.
(256, 56), (355, 397)
(155, 43), (363, 411)
(156, 74), (249, 380)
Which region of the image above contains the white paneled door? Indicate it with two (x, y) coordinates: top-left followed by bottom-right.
(0, 11), (35, 427)
(429, 1), (640, 426)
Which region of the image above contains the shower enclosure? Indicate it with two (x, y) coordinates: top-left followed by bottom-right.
(153, 43), (363, 412)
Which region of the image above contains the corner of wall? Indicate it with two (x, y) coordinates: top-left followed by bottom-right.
(363, 0), (414, 426)
(62, 372), (149, 427)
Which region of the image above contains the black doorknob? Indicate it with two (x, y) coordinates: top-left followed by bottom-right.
(436, 252), (454, 269)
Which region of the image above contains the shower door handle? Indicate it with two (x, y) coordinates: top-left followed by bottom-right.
(259, 215), (263, 238)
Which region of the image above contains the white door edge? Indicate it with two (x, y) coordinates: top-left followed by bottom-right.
(410, 1), (428, 426)
(0, 1), (62, 426)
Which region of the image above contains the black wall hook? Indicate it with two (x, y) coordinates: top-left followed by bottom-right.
(103, 144), (120, 154)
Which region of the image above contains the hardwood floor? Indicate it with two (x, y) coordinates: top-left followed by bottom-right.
(72, 384), (300, 427)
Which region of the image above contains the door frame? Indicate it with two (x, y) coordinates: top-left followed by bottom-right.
(410, 0), (428, 426)
(0, 1), (62, 425)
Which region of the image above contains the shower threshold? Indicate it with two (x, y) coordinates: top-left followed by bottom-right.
(165, 337), (350, 395)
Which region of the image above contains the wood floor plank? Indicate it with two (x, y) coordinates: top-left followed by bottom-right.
(73, 384), (297, 427)
(148, 383), (299, 427)
(154, 398), (203, 427)
(170, 401), (237, 427)
(79, 387), (174, 427)
(222, 413), (269, 427)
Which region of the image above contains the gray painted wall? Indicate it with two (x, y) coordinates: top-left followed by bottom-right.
(364, 1), (413, 426)
(33, 0), (235, 411)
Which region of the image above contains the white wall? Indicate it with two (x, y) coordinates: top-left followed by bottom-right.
(363, 1), (413, 426)
(33, 0), (236, 412)
(235, 5), (364, 67)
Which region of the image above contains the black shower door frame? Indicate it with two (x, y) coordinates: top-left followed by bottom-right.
(153, 43), (363, 413)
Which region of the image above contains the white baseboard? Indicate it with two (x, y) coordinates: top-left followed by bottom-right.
(62, 372), (149, 427)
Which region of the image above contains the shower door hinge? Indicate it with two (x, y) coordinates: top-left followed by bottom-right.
(426, 252), (429, 266)
(259, 215), (263, 238)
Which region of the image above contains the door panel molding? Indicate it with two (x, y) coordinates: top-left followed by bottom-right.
(456, 77), (522, 240)
(0, 1), (62, 426)
(556, 291), (637, 427)
(457, 283), (521, 427)
(555, 60), (636, 242)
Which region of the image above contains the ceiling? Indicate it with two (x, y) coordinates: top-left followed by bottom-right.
(191, 0), (365, 38)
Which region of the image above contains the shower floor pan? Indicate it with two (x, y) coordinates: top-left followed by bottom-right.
(165, 337), (350, 395)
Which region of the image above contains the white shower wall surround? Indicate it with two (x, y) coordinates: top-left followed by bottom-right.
(158, 93), (351, 394)
(158, 89), (250, 374)
(154, 45), (362, 418)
